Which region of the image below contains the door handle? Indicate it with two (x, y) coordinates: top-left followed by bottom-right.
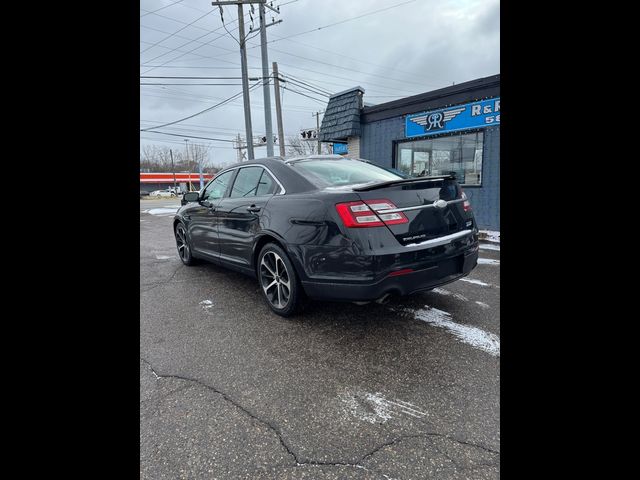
(201, 200), (216, 211)
(246, 205), (261, 213)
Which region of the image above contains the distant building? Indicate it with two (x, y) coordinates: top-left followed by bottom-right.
(140, 172), (214, 193)
(319, 75), (500, 230)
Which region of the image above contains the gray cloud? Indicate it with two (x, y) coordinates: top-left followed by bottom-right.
(140, 0), (500, 166)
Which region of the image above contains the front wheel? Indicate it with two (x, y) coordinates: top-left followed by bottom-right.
(257, 243), (304, 317)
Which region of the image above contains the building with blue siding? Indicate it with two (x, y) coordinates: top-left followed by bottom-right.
(319, 75), (500, 231)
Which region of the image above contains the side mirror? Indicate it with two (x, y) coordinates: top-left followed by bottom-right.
(182, 192), (200, 204)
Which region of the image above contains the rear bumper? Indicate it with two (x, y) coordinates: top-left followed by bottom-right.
(301, 248), (478, 302)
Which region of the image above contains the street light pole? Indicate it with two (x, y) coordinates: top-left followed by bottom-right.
(184, 139), (191, 191)
(170, 148), (177, 192)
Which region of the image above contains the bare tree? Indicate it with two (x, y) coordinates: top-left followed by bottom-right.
(285, 136), (331, 156)
(140, 143), (225, 174)
(140, 145), (173, 172)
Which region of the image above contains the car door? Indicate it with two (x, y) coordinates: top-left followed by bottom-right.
(216, 166), (281, 267)
(187, 170), (236, 258)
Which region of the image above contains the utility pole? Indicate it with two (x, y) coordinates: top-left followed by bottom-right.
(236, 3), (254, 160)
(213, 1), (281, 160)
(170, 149), (177, 192)
(236, 133), (243, 162)
(272, 61), (285, 157)
(313, 111), (322, 154)
(259, 2), (273, 156)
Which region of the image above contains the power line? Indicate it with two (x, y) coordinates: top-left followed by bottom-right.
(268, 34), (451, 85)
(141, 90), (317, 113)
(141, 83), (260, 131)
(140, 8), (214, 34)
(143, 130), (238, 143)
(141, 83), (246, 86)
(266, 45), (442, 90)
(140, 2), (262, 72)
(219, 6), (242, 47)
(282, 85), (326, 104)
(282, 76), (331, 97)
(140, 76), (263, 79)
(139, 65), (254, 70)
(140, 0), (294, 74)
(283, 80), (330, 98)
(281, 73), (332, 96)
(140, 10), (214, 54)
(140, 26), (235, 72)
(259, 0), (418, 45)
(140, 1), (184, 18)
(142, 29), (423, 96)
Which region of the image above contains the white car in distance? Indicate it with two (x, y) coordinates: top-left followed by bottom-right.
(149, 188), (178, 198)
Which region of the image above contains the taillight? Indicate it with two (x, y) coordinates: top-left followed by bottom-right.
(335, 199), (408, 228)
(461, 190), (472, 212)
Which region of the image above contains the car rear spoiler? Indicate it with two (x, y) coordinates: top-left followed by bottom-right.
(352, 175), (455, 192)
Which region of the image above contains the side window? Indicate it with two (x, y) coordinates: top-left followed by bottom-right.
(230, 167), (263, 198)
(256, 170), (278, 196)
(202, 170), (234, 201)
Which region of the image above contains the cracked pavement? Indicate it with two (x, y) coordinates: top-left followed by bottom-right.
(140, 199), (500, 479)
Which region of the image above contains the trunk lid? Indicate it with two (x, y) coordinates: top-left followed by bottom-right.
(354, 177), (471, 246)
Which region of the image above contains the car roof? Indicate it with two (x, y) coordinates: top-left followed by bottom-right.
(214, 156), (321, 194)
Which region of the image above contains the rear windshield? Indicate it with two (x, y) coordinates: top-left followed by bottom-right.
(290, 159), (402, 187)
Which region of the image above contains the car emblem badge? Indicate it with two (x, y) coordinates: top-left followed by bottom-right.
(434, 199), (447, 209)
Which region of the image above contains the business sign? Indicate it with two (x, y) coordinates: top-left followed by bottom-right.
(140, 172), (214, 183)
(333, 142), (348, 154)
(405, 97), (500, 138)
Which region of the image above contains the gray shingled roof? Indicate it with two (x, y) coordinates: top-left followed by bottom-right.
(319, 87), (364, 142)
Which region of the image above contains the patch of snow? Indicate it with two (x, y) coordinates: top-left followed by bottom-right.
(155, 255), (173, 260)
(412, 306), (500, 356)
(460, 278), (492, 287)
(475, 301), (490, 309)
(199, 300), (214, 312)
(147, 207), (179, 216)
(479, 243), (500, 251)
(338, 389), (427, 424)
(432, 288), (468, 302)
(480, 230), (500, 243)
(478, 258), (500, 265)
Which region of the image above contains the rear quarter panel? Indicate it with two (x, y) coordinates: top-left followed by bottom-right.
(260, 192), (392, 282)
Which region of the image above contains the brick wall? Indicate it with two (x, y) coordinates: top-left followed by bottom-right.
(346, 136), (360, 158)
(360, 119), (500, 231)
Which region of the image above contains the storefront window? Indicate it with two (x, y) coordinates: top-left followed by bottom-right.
(395, 131), (484, 185)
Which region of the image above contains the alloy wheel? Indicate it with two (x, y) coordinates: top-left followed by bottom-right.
(260, 251), (291, 309)
(175, 225), (189, 262)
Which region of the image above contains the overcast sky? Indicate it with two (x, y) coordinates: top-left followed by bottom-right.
(140, 0), (500, 167)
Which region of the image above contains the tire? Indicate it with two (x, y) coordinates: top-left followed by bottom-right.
(257, 243), (304, 317)
(174, 223), (198, 266)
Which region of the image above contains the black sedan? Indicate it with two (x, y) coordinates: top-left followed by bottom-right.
(174, 155), (479, 316)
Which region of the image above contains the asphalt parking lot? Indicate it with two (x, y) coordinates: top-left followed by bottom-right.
(140, 199), (500, 479)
